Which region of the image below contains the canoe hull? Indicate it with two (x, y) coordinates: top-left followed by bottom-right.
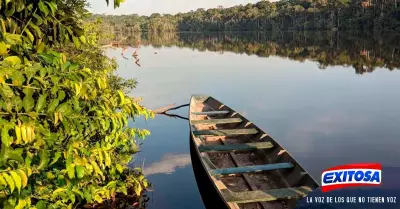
(189, 95), (319, 209)
(190, 135), (229, 209)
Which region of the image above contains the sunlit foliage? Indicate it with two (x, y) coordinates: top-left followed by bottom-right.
(0, 0), (152, 208)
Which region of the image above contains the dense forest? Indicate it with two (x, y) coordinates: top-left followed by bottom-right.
(106, 31), (400, 74)
(90, 0), (400, 31)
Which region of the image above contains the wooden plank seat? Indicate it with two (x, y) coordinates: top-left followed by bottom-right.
(191, 118), (243, 125)
(198, 142), (274, 152)
(193, 129), (259, 136)
(221, 186), (313, 203)
(191, 111), (230, 115)
(210, 163), (294, 176)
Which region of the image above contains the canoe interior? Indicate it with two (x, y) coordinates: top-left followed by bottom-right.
(189, 95), (319, 209)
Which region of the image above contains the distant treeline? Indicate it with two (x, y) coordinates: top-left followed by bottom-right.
(89, 0), (400, 31)
(107, 31), (400, 74)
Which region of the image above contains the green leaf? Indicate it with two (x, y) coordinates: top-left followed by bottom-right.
(134, 183), (142, 196)
(5, 34), (22, 45)
(15, 0), (25, 12)
(1, 84), (14, 98)
(38, 1), (49, 16)
(0, 175), (7, 186)
(39, 67), (47, 78)
(10, 71), (25, 86)
(45, 2), (57, 15)
(143, 179), (149, 188)
(5, 1), (16, 16)
(14, 198), (27, 209)
(118, 90), (125, 105)
(61, 62), (71, 71)
(36, 94), (47, 112)
(67, 163), (75, 179)
(72, 36), (80, 48)
(58, 90), (66, 101)
(66, 145), (73, 165)
(15, 125), (22, 144)
(9, 171), (21, 194)
(69, 63), (80, 71)
(79, 36), (86, 44)
(36, 42), (45, 53)
(72, 188), (84, 198)
(7, 148), (25, 163)
(56, 102), (69, 114)
(98, 150), (104, 167)
(37, 150), (50, 170)
(1, 126), (12, 147)
(35, 201), (47, 209)
(33, 13), (43, 25)
(47, 99), (59, 113)
(0, 41), (9, 55)
(116, 164), (124, 173)
(119, 185), (128, 195)
(75, 165), (85, 179)
(2, 173), (15, 193)
(29, 22), (42, 37)
(17, 170), (28, 188)
(50, 151), (61, 165)
(65, 26), (73, 36)
(94, 195), (103, 203)
(4, 56), (21, 65)
(104, 151), (111, 167)
(90, 161), (103, 178)
(23, 94), (35, 112)
(25, 28), (34, 42)
(83, 189), (92, 202)
(38, 54), (54, 64)
(23, 87), (33, 96)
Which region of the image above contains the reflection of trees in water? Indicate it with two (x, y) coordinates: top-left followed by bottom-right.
(108, 30), (400, 74)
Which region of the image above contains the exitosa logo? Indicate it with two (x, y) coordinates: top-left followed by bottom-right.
(321, 163), (382, 192)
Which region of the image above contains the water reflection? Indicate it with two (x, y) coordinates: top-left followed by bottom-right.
(109, 30), (400, 209)
(106, 31), (400, 74)
(143, 153), (191, 176)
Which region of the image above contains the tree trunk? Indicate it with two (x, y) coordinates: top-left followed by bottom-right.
(392, 48), (395, 59)
(314, 4), (316, 18)
(336, 30), (340, 49)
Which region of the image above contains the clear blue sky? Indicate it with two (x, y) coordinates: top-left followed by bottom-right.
(87, 0), (262, 16)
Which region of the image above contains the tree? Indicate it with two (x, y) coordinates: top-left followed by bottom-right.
(330, 0), (351, 29)
(0, 0), (152, 208)
(89, 0), (400, 32)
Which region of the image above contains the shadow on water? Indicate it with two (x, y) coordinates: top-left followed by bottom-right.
(189, 135), (228, 209)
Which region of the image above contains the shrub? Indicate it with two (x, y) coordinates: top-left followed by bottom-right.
(0, 0), (153, 208)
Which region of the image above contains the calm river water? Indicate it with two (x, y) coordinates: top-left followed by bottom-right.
(108, 31), (400, 209)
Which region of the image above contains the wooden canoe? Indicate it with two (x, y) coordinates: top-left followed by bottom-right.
(189, 95), (319, 209)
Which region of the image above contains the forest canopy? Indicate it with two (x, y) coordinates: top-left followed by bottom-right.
(89, 0), (400, 32)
